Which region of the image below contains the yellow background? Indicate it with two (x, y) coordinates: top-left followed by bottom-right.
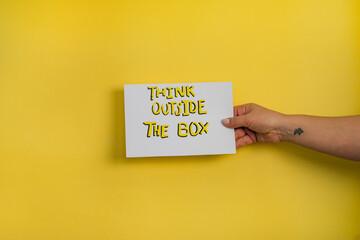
(0, 0), (360, 239)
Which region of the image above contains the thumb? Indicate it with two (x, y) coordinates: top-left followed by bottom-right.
(222, 115), (249, 128)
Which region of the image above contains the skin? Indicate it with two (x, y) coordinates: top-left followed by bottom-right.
(222, 103), (360, 161)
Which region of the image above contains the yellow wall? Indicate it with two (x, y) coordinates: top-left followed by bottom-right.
(1, 1), (360, 239)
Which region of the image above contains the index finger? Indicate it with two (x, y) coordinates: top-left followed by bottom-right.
(233, 103), (254, 117)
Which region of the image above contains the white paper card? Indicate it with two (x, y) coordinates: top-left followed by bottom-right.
(124, 82), (236, 157)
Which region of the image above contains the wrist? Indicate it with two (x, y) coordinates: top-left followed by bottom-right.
(276, 114), (295, 142)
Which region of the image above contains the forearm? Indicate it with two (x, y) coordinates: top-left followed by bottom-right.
(277, 115), (360, 161)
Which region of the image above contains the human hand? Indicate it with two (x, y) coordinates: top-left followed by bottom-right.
(222, 103), (285, 148)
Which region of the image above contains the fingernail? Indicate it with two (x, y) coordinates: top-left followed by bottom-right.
(222, 118), (230, 124)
